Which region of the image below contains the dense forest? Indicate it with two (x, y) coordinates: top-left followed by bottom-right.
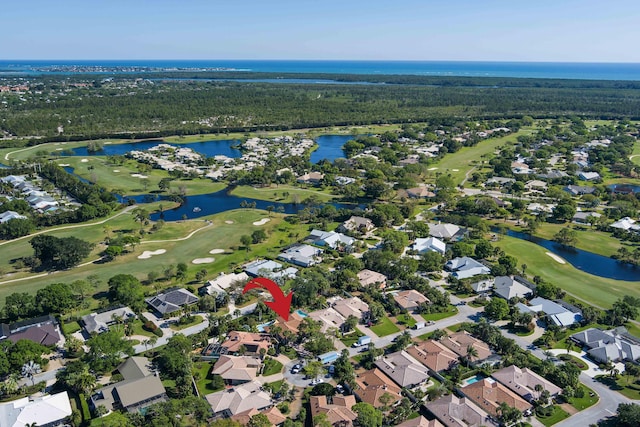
(2, 74), (640, 141)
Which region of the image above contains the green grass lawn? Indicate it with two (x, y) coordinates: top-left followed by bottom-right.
(445, 323), (465, 333)
(430, 127), (535, 185)
(536, 405), (570, 426)
(193, 362), (222, 395)
(567, 384), (599, 410)
(170, 315), (204, 331)
(230, 184), (336, 204)
(370, 316), (401, 337)
(596, 375), (640, 400)
(421, 306), (458, 322)
(557, 354), (588, 370)
(340, 330), (365, 347)
(495, 236), (639, 308)
(129, 319), (156, 338)
(265, 379), (284, 394)
(396, 314), (417, 328)
(61, 321), (81, 336)
(262, 358), (284, 376)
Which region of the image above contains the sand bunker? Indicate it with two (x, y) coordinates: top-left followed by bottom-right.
(209, 249), (225, 254)
(224, 220), (234, 224)
(546, 252), (566, 264)
(451, 169), (459, 171)
(81, 159), (89, 163)
(56, 148), (63, 151)
(113, 169), (120, 173)
(253, 218), (271, 226)
(192, 257), (215, 264)
(58, 164), (70, 167)
(428, 167), (438, 171)
(138, 249), (167, 259)
(131, 173), (148, 178)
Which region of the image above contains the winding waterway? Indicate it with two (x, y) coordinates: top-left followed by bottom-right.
(502, 229), (640, 281)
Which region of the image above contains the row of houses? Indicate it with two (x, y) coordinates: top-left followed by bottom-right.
(1, 175), (60, 212)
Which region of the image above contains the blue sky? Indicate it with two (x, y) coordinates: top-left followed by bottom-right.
(3, 0), (638, 62)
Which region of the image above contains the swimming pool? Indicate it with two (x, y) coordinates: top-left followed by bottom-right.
(462, 374), (486, 386)
(296, 309), (309, 317)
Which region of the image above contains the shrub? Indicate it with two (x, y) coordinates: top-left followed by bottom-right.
(143, 320), (158, 332)
(153, 328), (164, 337)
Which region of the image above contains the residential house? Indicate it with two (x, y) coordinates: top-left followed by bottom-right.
(445, 257), (490, 279)
(297, 172), (325, 185)
(145, 288), (199, 316)
(201, 272), (249, 296)
(610, 217), (640, 232)
(398, 416), (444, 427)
(308, 229), (354, 249)
(90, 357), (167, 413)
(511, 162), (531, 175)
(429, 223), (461, 240)
(424, 395), (492, 427)
(493, 276), (533, 300)
(0, 175), (26, 186)
(406, 340), (458, 372)
(0, 210), (27, 223)
(515, 297), (582, 327)
(310, 395), (357, 426)
(220, 331), (272, 356)
(332, 297), (370, 321)
(393, 289), (429, 312)
(564, 185), (596, 196)
(308, 308), (346, 333)
(374, 351), (430, 388)
(231, 406), (286, 426)
(525, 180), (548, 191)
(266, 312), (305, 336)
(578, 171), (601, 181)
(212, 355), (261, 385)
(206, 380), (273, 418)
(335, 176), (356, 186)
(277, 244), (323, 267)
(357, 269), (387, 289)
(338, 216), (374, 234)
(571, 327), (640, 363)
(0, 391), (72, 427)
(0, 315), (62, 347)
(572, 211), (601, 225)
(485, 177), (515, 187)
(406, 187), (436, 199)
(412, 237), (446, 255)
(461, 377), (531, 418)
(354, 368), (403, 408)
(81, 306), (136, 335)
(244, 259), (299, 280)
(527, 203), (555, 215)
(440, 332), (492, 364)
(491, 365), (562, 402)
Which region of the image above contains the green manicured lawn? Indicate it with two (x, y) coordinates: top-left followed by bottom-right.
(193, 362), (222, 395)
(536, 405), (570, 426)
(596, 375), (640, 400)
(262, 358), (284, 376)
(61, 321), (81, 335)
(421, 306), (458, 322)
(431, 127), (534, 185)
(567, 384), (599, 410)
(445, 323), (465, 333)
(265, 379), (284, 393)
(170, 315), (204, 331)
(370, 316), (401, 337)
(340, 330), (365, 347)
(396, 314), (417, 328)
(495, 236), (639, 308)
(129, 319), (156, 338)
(230, 184), (336, 204)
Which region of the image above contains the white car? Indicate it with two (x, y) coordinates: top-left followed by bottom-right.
(310, 378), (324, 386)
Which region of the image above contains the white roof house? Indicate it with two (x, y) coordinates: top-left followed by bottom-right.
(0, 211), (27, 224)
(445, 257), (490, 279)
(578, 171), (601, 181)
(610, 217), (640, 232)
(429, 223), (461, 240)
(309, 229), (355, 249)
(0, 391), (72, 427)
(278, 244), (323, 267)
(571, 328), (640, 363)
(204, 272), (250, 295)
(470, 279), (493, 294)
(412, 237), (446, 255)
(516, 297), (582, 327)
(493, 276), (533, 300)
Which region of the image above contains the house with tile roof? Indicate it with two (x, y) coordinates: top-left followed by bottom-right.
(309, 395), (357, 427)
(460, 377), (531, 417)
(308, 308), (346, 334)
(491, 365), (562, 402)
(212, 355), (261, 385)
(406, 340), (459, 372)
(440, 332), (492, 363)
(424, 395), (492, 427)
(357, 269), (387, 289)
(571, 327), (640, 363)
(332, 297), (370, 321)
(206, 380), (273, 418)
(393, 290), (429, 312)
(493, 276), (533, 300)
(429, 223), (461, 240)
(81, 306), (136, 335)
(397, 416), (444, 427)
(374, 350), (430, 388)
(220, 331), (272, 356)
(0, 315), (62, 347)
(354, 368), (403, 408)
(231, 406), (286, 426)
(338, 216), (374, 234)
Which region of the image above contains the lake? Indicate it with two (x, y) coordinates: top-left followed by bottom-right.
(503, 229), (640, 281)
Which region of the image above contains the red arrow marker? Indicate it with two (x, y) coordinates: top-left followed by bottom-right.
(242, 277), (293, 321)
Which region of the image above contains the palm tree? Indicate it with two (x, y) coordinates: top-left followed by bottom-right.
(534, 383), (543, 401)
(465, 344), (479, 367)
(21, 361), (41, 386)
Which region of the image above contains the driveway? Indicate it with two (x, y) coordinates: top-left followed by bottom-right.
(133, 312), (210, 353)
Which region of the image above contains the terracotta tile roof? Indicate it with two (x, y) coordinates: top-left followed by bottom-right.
(354, 368), (402, 408)
(406, 340), (458, 372)
(461, 378), (531, 417)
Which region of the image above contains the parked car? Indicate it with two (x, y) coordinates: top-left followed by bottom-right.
(335, 384), (344, 394)
(291, 364), (302, 374)
(310, 378), (324, 386)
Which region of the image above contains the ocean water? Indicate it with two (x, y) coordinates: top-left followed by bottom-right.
(1, 60), (640, 81)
